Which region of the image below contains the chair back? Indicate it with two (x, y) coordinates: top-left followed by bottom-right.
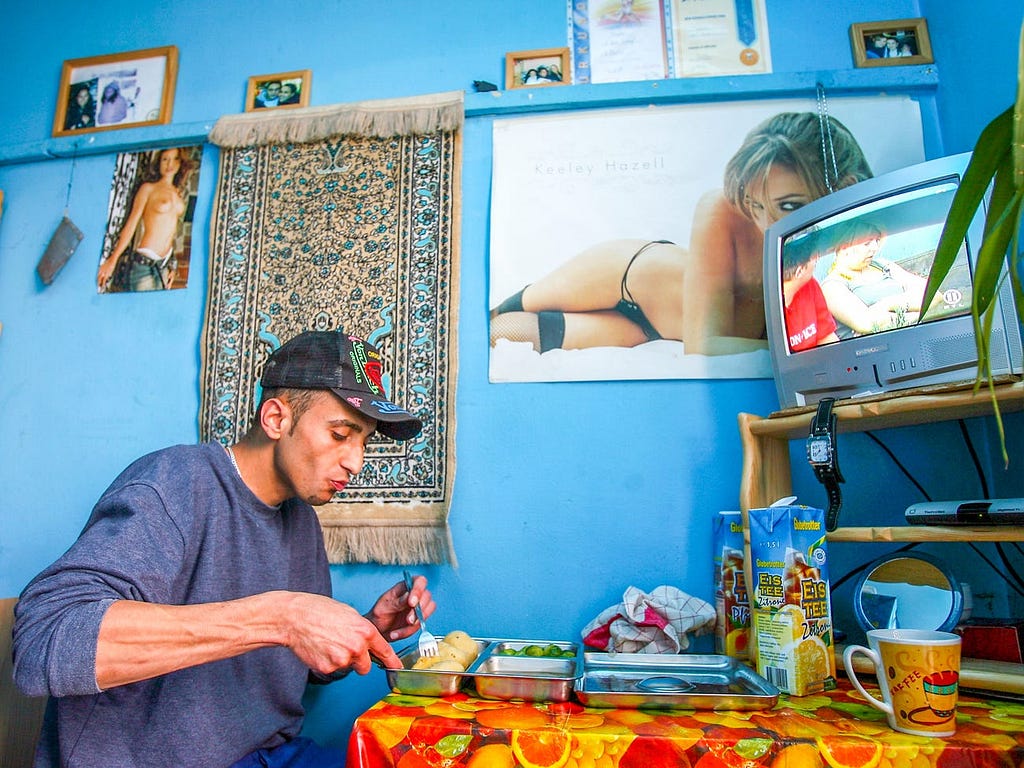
(1, 598), (47, 768)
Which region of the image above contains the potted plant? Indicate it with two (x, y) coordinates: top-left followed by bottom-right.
(923, 23), (1024, 460)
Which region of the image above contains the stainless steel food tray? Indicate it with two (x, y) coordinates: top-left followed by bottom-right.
(472, 639), (581, 702)
(575, 652), (779, 710)
(386, 637), (582, 701)
(386, 638), (493, 697)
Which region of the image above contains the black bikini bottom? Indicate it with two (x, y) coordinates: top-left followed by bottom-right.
(615, 240), (673, 342)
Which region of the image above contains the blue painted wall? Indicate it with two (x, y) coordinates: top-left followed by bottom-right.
(1, 0), (1022, 755)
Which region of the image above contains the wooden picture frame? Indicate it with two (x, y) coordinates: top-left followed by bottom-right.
(850, 18), (933, 68)
(52, 46), (178, 137)
(505, 47), (570, 90)
(245, 70), (312, 112)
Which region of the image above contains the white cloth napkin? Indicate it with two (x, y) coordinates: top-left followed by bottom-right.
(582, 585), (716, 653)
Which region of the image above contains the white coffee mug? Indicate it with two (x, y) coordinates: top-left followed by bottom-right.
(843, 628), (961, 737)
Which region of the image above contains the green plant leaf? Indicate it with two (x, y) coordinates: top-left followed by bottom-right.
(973, 185), (1024, 317)
(1016, 21), (1024, 181)
(985, 145), (1017, 240)
(923, 108), (1014, 311)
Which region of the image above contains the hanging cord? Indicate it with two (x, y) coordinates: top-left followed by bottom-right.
(815, 83), (840, 194)
(864, 431), (932, 500)
(845, 428), (1024, 597)
(957, 419), (991, 498)
(63, 148), (78, 216)
(954, 418), (1024, 591)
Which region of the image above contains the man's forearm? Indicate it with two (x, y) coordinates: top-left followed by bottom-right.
(95, 593), (286, 690)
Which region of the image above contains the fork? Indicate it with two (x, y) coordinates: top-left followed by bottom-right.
(403, 570), (438, 657)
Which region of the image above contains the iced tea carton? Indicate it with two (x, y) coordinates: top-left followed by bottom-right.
(748, 502), (836, 696)
(712, 511), (750, 660)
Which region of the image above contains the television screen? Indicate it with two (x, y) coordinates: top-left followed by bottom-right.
(764, 152), (1022, 409)
(779, 179), (972, 355)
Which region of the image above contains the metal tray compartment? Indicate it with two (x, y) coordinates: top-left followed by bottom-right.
(386, 638), (492, 697)
(471, 639), (583, 702)
(576, 652), (779, 710)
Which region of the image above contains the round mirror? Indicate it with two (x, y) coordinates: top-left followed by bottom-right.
(852, 552), (963, 632)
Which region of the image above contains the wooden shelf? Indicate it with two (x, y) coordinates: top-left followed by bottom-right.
(827, 525), (1024, 543)
(0, 65), (940, 167)
(738, 379), (1023, 514)
(750, 380), (1024, 442)
(839, 645), (1024, 696)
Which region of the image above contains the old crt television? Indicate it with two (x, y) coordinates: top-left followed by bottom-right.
(764, 152), (1023, 409)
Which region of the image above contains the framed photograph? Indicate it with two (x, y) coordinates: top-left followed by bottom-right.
(245, 70), (311, 112)
(505, 47), (570, 90)
(52, 46), (178, 137)
(850, 18), (933, 67)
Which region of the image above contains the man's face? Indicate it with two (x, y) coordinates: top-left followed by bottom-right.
(264, 82), (281, 100)
(273, 391), (377, 506)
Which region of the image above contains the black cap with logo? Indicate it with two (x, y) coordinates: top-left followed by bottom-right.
(261, 331), (423, 440)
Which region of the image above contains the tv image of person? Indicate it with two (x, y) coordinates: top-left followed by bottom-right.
(489, 112), (873, 356)
(255, 79), (282, 108)
(820, 220), (928, 339)
(782, 240), (838, 352)
(64, 82), (96, 131)
(97, 81), (134, 125)
(11, 329), (434, 768)
(97, 147), (194, 292)
(279, 81), (301, 105)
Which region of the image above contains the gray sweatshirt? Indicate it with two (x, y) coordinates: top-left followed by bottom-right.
(12, 443), (332, 768)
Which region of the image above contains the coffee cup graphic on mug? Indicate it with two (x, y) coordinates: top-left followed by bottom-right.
(843, 629), (961, 737)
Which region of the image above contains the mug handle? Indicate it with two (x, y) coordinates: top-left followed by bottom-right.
(843, 644), (893, 716)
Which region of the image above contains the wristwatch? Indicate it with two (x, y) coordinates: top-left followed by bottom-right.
(807, 397), (845, 531)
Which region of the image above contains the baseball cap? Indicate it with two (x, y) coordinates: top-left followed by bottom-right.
(261, 331), (423, 440)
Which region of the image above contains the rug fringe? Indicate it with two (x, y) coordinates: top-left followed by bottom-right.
(321, 522), (457, 566)
(209, 90), (465, 147)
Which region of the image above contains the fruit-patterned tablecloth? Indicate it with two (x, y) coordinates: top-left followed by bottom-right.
(346, 678), (1024, 768)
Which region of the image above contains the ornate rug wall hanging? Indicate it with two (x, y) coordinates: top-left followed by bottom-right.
(200, 91), (463, 565)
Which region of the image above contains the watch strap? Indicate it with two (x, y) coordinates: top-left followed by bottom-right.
(809, 398), (844, 531)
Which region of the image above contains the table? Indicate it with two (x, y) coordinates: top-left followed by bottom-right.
(346, 678), (1024, 767)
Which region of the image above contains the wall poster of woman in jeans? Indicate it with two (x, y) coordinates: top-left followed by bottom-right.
(97, 145), (202, 293)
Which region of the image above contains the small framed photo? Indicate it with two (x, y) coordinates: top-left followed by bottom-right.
(245, 70), (311, 112)
(850, 18), (933, 68)
(505, 47), (570, 90)
(52, 46), (178, 137)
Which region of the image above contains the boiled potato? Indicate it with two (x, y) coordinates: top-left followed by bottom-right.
(412, 653), (444, 669)
(435, 640), (475, 668)
(443, 630), (478, 659)
(430, 659), (465, 672)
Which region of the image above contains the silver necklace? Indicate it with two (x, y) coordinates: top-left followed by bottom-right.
(224, 444), (242, 477)
(815, 82), (839, 194)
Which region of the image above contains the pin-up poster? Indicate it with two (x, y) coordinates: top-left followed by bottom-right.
(488, 97), (925, 383)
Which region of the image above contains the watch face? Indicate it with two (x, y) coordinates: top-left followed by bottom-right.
(808, 437), (831, 464)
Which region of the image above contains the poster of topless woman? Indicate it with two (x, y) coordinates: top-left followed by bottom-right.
(488, 96), (926, 382)
(97, 145), (203, 294)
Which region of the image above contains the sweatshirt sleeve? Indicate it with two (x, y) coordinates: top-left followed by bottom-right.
(12, 481), (186, 697)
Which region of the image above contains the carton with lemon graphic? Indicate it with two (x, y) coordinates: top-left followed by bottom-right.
(748, 502), (837, 696)
(713, 511), (750, 660)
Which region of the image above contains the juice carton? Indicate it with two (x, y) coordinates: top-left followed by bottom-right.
(748, 503), (836, 696)
(712, 511), (750, 660)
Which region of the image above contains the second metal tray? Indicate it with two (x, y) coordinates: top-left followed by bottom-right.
(386, 637), (582, 701)
(575, 652), (780, 710)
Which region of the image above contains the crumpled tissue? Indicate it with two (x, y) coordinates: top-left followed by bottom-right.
(582, 585), (716, 654)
